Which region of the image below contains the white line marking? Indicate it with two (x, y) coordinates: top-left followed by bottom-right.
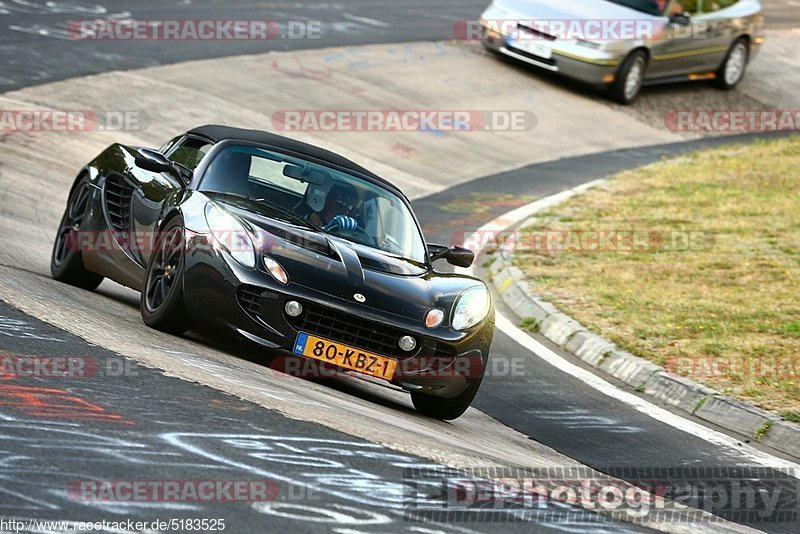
(341, 13), (391, 28)
(459, 183), (800, 472)
(496, 314), (799, 470)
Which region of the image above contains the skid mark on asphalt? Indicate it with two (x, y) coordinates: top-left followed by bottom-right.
(526, 407), (644, 435)
(0, 301), (645, 532)
(0, 384), (132, 424)
(0, 411), (642, 530)
(0, 315), (64, 342)
(0, 0), (107, 16)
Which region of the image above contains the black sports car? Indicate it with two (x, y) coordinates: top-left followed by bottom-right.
(51, 125), (495, 419)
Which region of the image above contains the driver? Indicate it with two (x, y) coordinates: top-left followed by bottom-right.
(658, 0), (685, 15)
(667, 0), (685, 15)
(309, 183), (360, 233)
(651, 0), (686, 40)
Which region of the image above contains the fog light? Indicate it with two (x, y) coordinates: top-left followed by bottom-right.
(285, 300), (303, 317)
(398, 335), (417, 352)
(425, 308), (445, 329)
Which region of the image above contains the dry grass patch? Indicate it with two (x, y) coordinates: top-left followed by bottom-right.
(514, 136), (800, 415)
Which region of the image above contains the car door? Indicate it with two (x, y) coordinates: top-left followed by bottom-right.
(648, 0), (708, 78)
(693, 0), (740, 71)
(129, 135), (212, 267)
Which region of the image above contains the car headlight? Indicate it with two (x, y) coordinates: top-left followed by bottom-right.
(452, 286), (491, 331)
(204, 202), (256, 268)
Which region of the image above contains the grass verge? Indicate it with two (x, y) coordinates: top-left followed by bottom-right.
(514, 136), (800, 414)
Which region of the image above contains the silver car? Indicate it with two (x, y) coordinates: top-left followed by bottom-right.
(478, 0), (764, 103)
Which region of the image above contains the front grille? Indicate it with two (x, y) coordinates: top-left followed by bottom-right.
(518, 23), (557, 41)
(506, 45), (557, 67)
(290, 302), (411, 357)
(104, 174), (133, 233)
(238, 285), (262, 316)
(237, 285), (417, 357)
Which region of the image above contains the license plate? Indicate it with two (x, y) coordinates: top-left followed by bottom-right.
(512, 39), (553, 60)
(293, 333), (397, 380)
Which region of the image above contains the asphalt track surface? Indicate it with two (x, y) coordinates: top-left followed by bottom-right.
(0, 299), (653, 533)
(0, 0), (487, 92)
(1, 0), (799, 93)
(2, 0), (800, 532)
(418, 133), (794, 464)
(418, 132), (800, 534)
(0, 134), (795, 533)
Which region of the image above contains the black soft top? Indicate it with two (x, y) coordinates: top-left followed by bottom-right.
(188, 124), (397, 192)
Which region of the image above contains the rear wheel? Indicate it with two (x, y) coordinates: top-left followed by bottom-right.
(50, 175), (104, 290)
(608, 50), (647, 105)
(411, 373), (485, 421)
(715, 38), (749, 89)
(140, 218), (192, 335)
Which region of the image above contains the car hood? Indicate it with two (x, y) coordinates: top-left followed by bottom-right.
(215, 197), (483, 322)
(488, 0), (656, 22)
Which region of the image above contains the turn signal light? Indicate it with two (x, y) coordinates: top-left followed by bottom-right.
(425, 308), (445, 329)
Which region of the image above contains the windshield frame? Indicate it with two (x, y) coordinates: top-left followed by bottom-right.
(189, 139), (432, 269)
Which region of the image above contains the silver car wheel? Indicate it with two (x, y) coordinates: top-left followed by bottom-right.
(724, 42), (747, 85)
(624, 56), (645, 101)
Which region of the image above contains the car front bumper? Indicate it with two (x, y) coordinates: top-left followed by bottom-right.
(482, 32), (621, 86)
(182, 236), (494, 399)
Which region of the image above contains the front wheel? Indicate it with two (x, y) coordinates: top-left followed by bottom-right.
(715, 39), (749, 90)
(140, 218), (192, 335)
(50, 175), (104, 290)
(411, 373), (485, 420)
(608, 50), (647, 105)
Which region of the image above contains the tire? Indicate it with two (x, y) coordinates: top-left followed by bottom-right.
(715, 38), (749, 90)
(411, 372), (485, 421)
(608, 50), (647, 105)
(50, 175), (104, 290)
(140, 217), (192, 335)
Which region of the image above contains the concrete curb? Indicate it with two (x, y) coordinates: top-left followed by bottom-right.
(486, 201), (800, 461)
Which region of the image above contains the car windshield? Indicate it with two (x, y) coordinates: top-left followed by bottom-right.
(602, 0), (667, 15)
(198, 145), (428, 265)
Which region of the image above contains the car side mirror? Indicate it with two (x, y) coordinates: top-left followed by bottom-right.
(669, 12), (691, 26)
(428, 244), (475, 268)
(135, 148), (191, 186)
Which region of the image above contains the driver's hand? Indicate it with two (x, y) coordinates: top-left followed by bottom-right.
(323, 215), (358, 233)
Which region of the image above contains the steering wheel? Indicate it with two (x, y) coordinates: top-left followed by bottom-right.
(351, 227), (379, 247)
(328, 225), (378, 248)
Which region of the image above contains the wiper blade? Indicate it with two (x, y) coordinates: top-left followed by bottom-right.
(207, 192), (323, 232)
(251, 197), (324, 232)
